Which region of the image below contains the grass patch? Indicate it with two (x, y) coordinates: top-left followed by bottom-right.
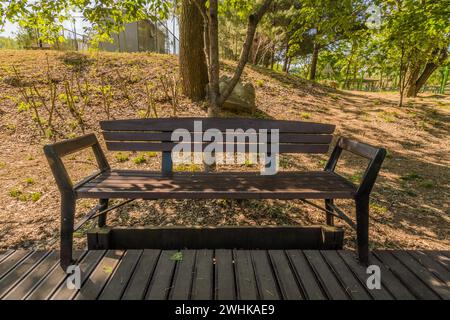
(174, 163), (202, 172)
(9, 187), (42, 202)
(348, 172), (363, 184)
(370, 202), (388, 214)
(9, 187), (22, 199)
(133, 154), (147, 164)
(30, 192), (42, 202)
(255, 79), (265, 88)
(400, 172), (422, 181)
(378, 111), (399, 123)
(300, 112), (312, 119)
(418, 179), (435, 189)
(24, 177), (35, 185)
(115, 152), (129, 163)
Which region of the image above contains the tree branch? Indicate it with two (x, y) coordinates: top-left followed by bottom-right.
(217, 0), (273, 107)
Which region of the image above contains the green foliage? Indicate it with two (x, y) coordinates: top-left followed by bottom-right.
(0, 36), (18, 49)
(170, 252), (183, 261)
(24, 177), (35, 185)
(9, 187), (22, 199)
(133, 154), (147, 164)
(30, 191), (42, 202)
(174, 163), (202, 172)
(115, 152), (129, 163)
(1, 0), (171, 46)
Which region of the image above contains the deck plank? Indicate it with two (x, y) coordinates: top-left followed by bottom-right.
(338, 251), (393, 300)
(392, 251), (450, 300)
(122, 249), (160, 300)
(268, 250), (303, 300)
(0, 251), (48, 298)
(0, 250), (32, 279)
(51, 250), (106, 300)
(27, 251), (86, 300)
(427, 251), (450, 271)
(321, 250), (371, 300)
(368, 252), (415, 300)
(409, 251), (450, 286)
(303, 250), (348, 300)
(0, 250), (14, 264)
(99, 250), (142, 300)
(234, 250), (258, 300)
(3, 251), (60, 300)
(251, 251), (280, 300)
(374, 251), (440, 300)
(145, 250), (177, 300)
(214, 249), (236, 300)
(191, 250), (214, 300)
(170, 250), (196, 300)
(75, 250), (124, 300)
(286, 250), (325, 300)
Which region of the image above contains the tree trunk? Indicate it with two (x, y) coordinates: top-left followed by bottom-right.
(216, 0), (273, 108)
(270, 42), (275, 69)
(406, 48), (448, 97)
(282, 41), (289, 72)
(207, 0), (221, 117)
(309, 43), (320, 81)
(252, 34), (262, 64)
(179, 0), (209, 101)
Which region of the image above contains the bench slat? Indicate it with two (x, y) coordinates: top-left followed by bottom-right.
(100, 118), (336, 134)
(105, 141), (330, 153)
(75, 170), (356, 200)
(103, 131), (333, 144)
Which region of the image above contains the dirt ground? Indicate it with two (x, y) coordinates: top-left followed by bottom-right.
(0, 50), (448, 251)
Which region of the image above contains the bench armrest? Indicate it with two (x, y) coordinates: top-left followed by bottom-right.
(325, 137), (386, 198)
(44, 133), (110, 194)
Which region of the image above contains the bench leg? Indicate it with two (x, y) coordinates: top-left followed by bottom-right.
(355, 196), (369, 264)
(325, 199), (334, 226)
(97, 199), (109, 227)
(60, 193), (75, 270)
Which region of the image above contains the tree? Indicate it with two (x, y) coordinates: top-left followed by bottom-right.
(289, 0), (364, 81)
(381, 0), (450, 103)
(187, 0), (272, 115)
(179, 0), (209, 101)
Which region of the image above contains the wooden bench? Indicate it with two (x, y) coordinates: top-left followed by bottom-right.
(44, 118), (386, 268)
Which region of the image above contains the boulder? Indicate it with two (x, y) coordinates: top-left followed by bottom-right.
(218, 76), (256, 114)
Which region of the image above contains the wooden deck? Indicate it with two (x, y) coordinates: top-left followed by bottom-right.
(0, 249), (448, 300)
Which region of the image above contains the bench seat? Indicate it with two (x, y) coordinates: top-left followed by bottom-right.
(75, 170), (357, 200)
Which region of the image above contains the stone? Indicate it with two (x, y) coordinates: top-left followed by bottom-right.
(219, 76), (256, 114)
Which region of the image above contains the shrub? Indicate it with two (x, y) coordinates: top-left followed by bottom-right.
(134, 154), (147, 164)
(30, 192), (42, 202)
(115, 152), (129, 163)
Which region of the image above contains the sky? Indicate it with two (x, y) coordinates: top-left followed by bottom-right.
(0, 17), (91, 38)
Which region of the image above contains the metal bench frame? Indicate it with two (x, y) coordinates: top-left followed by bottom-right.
(44, 119), (386, 268)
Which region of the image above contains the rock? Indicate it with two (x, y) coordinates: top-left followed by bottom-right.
(219, 76), (256, 114)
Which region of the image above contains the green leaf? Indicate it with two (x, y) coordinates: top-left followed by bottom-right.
(170, 252), (183, 261)
(103, 266), (113, 274)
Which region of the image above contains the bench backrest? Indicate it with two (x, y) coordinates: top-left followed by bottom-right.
(100, 118), (335, 173)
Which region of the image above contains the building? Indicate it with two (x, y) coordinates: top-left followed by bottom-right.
(99, 20), (169, 53)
